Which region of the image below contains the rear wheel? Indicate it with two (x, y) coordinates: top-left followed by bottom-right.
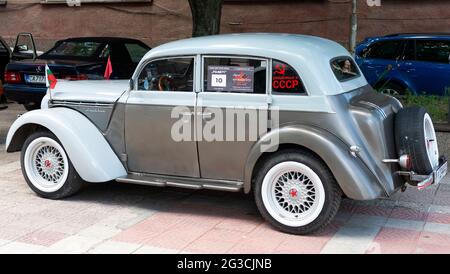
(378, 82), (406, 96)
(254, 150), (342, 235)
(21, 131), (84, 199)
(395, 106), (439, 175)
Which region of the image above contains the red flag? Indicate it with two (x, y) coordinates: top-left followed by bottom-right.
(104, 56), (113, 80)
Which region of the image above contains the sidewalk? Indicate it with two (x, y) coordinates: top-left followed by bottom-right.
(0, 144), (449, 254)
(0, 103), (25, 144)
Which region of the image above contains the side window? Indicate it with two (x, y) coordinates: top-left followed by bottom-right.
(204, 57), (267, 94)
(330, 57), (360, 82)
(365, 40), (402, 60)
(272, 60), (306, 94)
(125, 43), (149, 63)
(137, 57), (194, 92)
(402, 40), (415, 61)
(416, 40), (450, 64)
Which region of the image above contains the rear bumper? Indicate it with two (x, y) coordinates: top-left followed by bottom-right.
(397, 156), (448, 190)
(4, 84), (46, 104)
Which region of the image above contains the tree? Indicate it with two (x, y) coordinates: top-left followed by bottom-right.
(188, 0), (224, 37)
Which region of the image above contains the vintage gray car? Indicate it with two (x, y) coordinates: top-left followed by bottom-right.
(5, 34), (448, 234)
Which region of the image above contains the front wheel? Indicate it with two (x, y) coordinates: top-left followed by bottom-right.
(21, 131), (84, 199)
(254, 150), (342, 235)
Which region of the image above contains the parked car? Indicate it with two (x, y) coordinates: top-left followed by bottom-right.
(3, 37), (150, 110)
(6, 34), (448, 234)
(355, 33), (450, 96)
(1, 33), (43, 105)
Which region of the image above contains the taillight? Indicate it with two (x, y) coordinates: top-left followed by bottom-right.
(60, 74), (88, 81)
(4, 71), (22, 84)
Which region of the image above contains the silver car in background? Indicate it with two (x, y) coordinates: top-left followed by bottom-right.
(6, 34), (447, 234)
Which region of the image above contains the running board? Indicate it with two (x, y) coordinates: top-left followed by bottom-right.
(116, 173), (244, 192)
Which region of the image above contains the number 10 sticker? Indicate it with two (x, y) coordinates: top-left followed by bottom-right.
(211, 74), (227, 87)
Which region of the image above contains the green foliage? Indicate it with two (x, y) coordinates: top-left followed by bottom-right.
(399, 93), (449, 123)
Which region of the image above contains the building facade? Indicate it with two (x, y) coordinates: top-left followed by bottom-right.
(0, 0), (449, 51)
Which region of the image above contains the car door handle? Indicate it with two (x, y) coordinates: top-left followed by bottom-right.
(201, 112), (213, 119)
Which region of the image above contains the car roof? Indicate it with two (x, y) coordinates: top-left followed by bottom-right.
(59, 37), (148, 45)
(139, 33), (368, 96)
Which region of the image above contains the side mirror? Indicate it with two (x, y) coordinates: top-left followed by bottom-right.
(129, 79), (134, 90)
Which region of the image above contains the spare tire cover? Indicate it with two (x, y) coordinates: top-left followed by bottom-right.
(395, 106), (439, 174)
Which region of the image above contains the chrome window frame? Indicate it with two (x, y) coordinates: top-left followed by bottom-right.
(200, 55), (271, 95)
(133, 55), (197, 93)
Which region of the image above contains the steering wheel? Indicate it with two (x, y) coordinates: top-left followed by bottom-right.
(158, 75), (171, 91)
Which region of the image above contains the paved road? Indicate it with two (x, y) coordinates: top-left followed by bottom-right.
(1, 104), (450, 254)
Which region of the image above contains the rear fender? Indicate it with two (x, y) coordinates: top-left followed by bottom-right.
(6, 107), (127, 182)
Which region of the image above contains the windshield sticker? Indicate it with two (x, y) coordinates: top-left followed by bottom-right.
(207, 66), (254, 92)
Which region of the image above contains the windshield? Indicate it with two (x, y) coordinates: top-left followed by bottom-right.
(45, 41), (103, 58)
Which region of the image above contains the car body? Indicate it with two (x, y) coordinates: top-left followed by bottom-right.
(355, 33), (450, 96)
(0, 37), (11, 102)
(6, 33), (448, 234)
(3, 37), (150, 110)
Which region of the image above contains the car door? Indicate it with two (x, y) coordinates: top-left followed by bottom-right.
(399, 39), (450, 95)
(11, 33), (38, 61)
(125, 56), (200, 177)
(358, 39), (404, 86)
(197, 55), (269, 181)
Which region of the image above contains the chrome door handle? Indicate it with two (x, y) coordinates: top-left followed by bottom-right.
(181, 112), (193, 116)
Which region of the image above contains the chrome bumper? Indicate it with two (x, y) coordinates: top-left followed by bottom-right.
(396, 156), (448, 190)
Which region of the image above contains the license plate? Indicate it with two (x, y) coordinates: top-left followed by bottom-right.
(25, 74), (46, 84)
(435, 161), (448, 185)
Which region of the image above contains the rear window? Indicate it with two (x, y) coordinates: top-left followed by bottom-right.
(331, 57), (360, 82)
(46, 41), (102, 57)
(125, 43), (149, 63)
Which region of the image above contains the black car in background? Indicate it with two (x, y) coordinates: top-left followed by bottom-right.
(3, 37), (151, 110)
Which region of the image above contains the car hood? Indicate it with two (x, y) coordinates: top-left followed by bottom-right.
(51, 80), (129, 103)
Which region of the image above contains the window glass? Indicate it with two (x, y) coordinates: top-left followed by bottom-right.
(204, 57), (267, 94)
(402, 40), (415, 61)
(272, 60), (306, 94)
(98, 44), (111, 59)
(46, 41), (102, 57)
(125, 43), (149, 63)
(0, 41), (6, 52)
(331, 57), (360, 82)
(137, 57), (194, 92)
(416, 40), (450, 64)
(365, 40), (402, 60)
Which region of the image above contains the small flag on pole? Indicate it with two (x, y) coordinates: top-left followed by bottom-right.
(104, 56), (113, 80)
(45, 65), (57, 90)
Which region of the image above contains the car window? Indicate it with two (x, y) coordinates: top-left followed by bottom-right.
(330, 57), (360, 82)
(137, 57), (194, 92)
(416, 40), (450, 64)
(364, 40), (402, 60)
(125, 43), (149, 63)
(402, 40), (415, 61)
(46, 41), (103, 57)
(204, 57), (267, 94)
(0, 41), (7, 53)
(272, 60), (306, 94)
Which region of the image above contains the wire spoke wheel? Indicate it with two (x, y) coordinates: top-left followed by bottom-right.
(261, 161), (325, 227)
(24, 137), (69, 193)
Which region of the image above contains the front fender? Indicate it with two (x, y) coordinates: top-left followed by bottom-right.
(244, 124), (387, 200)
(6, 107), (127, 183)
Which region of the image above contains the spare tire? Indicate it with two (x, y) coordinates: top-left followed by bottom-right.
(395, 106), (439, 174)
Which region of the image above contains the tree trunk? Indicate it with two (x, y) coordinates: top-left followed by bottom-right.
(188, 0), (224, 37)
(349, 0), (358, 54)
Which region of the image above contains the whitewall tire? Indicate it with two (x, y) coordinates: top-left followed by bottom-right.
(254, 150), (342, 235)
(21, 131), (84, 199)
